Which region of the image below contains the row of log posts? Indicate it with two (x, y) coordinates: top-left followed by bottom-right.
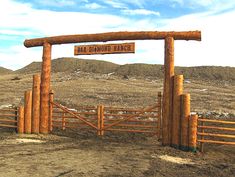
(17, 74), (54, 134)
(162, 71), (198, 151)
(23, 31), (201, 150)
(162, 37), (198, 151)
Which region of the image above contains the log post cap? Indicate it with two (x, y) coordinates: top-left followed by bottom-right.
(24, 30), (201, 48)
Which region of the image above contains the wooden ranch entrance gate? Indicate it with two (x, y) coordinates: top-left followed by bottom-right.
(50, 92), (162, 137)
(24, 30), (202, 149)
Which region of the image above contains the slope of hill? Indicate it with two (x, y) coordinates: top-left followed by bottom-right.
(15, 57), (119, 74)
(15, 57), (235, 81)
(0, 66), (13, 75)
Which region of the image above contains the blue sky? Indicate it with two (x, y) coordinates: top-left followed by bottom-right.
(0, 0), (235, 70)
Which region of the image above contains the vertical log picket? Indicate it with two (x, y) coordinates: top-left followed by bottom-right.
(97, 105), (101, 135)
(17, 106), (24, 133)
(180, 94), (190, 151)
(24, 90), (32, 134)
(62, 111), (66, 130)
(100, 105), (104, 136)
(157, 92), (162, 139)
(40, 42), (52, 134)
(200, 117), (205, 152)
(162, 37), (175, 146)
(189, 114), (198, 152)
(49, 90), (54, 132)
(32, 74), (40, 133)
(172, 75), (183, 148)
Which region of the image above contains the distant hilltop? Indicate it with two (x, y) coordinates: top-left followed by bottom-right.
(0, 66), (13, 75)
(1, 57), (235, 81)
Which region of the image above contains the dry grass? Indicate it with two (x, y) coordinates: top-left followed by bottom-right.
(0, 71), (234, 114)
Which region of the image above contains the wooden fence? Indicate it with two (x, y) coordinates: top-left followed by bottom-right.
(50, 92), (162, 137)
(197, 117), (235, 152)
(0, 107), (18, 130)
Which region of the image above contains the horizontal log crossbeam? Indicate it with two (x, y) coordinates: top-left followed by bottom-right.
(24, 31), (201, 47)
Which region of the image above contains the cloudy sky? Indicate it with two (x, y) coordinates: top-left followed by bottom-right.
(0, 0), (235, 70)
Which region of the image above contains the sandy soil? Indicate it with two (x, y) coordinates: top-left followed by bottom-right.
(0, 130), (234, 177)
(0, 72), (234, 114)
(0, 72), (234, 177)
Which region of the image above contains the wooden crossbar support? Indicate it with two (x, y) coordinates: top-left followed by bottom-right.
(102, 104), (157, 130)
(198, 119), (235, 124)
(197, 132), (235, 139)
(24, 31), (201, 47)
(197, 139), (235, 145)
(51, 102), (98, 130)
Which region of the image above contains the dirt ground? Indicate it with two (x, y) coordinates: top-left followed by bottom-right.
(0, 129), (234, 177)
(0, 72), (235, 177)
(0, 72), (234, 114)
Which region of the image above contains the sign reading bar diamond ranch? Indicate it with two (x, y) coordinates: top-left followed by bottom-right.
(74, 42), (135, 55)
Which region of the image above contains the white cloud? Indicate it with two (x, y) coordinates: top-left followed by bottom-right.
(36, 0), (76, 7)
(122, 9), (160, 16)
(84, 3), (104, 9)
(0, 0), (129, 36)
(0, 0), (235, 70)
(0, 45), (41, 69)
(104, 0), (128, 9)
(168, 0), (235, 11)
(0, 29), (34, 36)
(159, 10), (235, 66)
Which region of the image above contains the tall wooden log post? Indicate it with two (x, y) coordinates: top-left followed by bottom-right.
(172, 75), (183, 148)
(162, 37), (174, 146)
(180, 93), (191, 151)
(17, 106), (24, 133)
(32, 74), (41, 133)
(40, 42), (52, 134)
(189, 114), (198, 152)
(24, 90), (32, 134)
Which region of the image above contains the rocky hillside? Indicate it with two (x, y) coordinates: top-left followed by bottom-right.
(15, 57), (235, 81)
(0, 66), (12, 75)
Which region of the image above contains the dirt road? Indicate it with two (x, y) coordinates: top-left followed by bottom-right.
(0, 130), (234, 177)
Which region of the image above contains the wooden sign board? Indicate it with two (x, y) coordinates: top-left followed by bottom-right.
(74, 42), (135, 55)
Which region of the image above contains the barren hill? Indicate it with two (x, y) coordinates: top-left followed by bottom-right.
(15, 57), (235, 81)
(0, 66), (12, 75)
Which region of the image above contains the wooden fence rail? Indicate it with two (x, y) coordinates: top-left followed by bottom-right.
(50, 92), (162, 137)
(0, 107), (18, 129)
(197, 117), (235, 152)
(51, 103), (161, 136)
